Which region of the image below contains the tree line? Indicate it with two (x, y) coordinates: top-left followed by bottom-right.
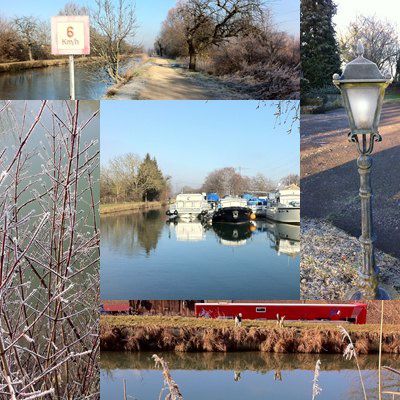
(101, 153), (171, 204)
(301, 0), (400, 93)
(154, 0), (300, 99)
(0, 0), (139, 82)
(181, 167), (299, 197)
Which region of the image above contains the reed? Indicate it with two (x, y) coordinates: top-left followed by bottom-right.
(311, 359), (322, 400)
(153, 354), (183, 400)
(338, 325), (367, 400)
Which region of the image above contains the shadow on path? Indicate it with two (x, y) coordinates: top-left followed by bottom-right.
(301, 145), (400, 258)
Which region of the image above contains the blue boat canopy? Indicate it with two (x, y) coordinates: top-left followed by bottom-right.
(207, 193), (220, 202)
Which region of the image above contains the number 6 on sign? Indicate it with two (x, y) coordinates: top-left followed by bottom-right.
(51, 16), (90, 100)
(51, 16), (90, 55)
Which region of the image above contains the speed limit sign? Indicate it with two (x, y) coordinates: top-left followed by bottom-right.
(51, 16), (90, 55)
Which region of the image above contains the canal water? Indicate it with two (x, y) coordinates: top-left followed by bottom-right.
(0, 58), (137, 100)
(100, 207), (300, 299)
(100, 351), (400, 400)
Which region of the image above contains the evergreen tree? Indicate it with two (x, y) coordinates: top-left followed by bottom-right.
(301, 0), (341, 90)
(137, 153), (166, 202)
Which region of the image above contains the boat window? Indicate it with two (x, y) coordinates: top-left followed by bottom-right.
(256, 307), (266, 313)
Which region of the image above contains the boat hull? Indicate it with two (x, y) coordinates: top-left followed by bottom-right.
(266, 207), (300, 224)
(212, 207), (252, 224)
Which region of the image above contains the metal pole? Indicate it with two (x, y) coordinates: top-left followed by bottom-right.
(351, 134), (389, 299)
(357, 153), (377, 277)
(69, 55), (75, 100)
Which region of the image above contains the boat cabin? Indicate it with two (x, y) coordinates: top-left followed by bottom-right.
(195, 302), (367, 324)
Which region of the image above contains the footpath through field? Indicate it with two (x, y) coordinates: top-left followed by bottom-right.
(301, 102), (400, 258)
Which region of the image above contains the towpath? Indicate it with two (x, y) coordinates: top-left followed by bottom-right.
(109, 57), (246, 100)
(301, 102), (400, 258)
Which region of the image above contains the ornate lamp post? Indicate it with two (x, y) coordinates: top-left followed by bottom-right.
(333, 41), (392, 299)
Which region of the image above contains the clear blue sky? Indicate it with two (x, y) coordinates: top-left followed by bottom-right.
(1, 0), (299, 49)
(101, 101), (300, 191)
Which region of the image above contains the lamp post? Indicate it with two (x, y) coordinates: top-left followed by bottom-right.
(333, 41), (392, 299)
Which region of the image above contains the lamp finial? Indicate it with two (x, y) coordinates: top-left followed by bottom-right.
(356, 40), (364, 57)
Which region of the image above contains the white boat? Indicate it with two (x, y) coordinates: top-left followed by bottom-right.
(265, 184), (300, 224)
(219, 197), (249, 208)
(171, 193), (210, 221)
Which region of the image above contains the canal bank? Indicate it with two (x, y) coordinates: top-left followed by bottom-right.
(0, 56), (101, 73)
(100, 316), (400, 354)
(100, 201), (168, 215)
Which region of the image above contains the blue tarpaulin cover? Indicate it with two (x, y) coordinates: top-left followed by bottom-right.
(207, 193), (219, 202)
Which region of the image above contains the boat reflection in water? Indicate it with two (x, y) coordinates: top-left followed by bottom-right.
(168, 220), (206, 242)
(265, 221), (300, 257)
(212, 222), (254, 246)
(166, 218), (299, 257)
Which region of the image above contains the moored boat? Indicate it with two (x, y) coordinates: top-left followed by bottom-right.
(167, 193), (210, 221)
(265, 184), (300, 224)
(212, 197), (254, 223)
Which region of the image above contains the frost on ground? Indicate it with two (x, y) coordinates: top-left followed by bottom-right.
(0, 101), (100, 399)
(301, 218), (400, 300)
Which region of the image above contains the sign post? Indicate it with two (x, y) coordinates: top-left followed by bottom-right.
(69, 55), (75, 100)
(51, 16), (90, 100)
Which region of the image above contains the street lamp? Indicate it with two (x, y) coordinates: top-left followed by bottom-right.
(333, 41), (392, 299)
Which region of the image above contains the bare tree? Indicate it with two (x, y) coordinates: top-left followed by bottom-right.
(0, 100), (99, 398)
(176, 0), (264, 70)
(155, 8), (188, 59)
(0, 17), (23, 62)
(250, 173), (275, 192)
(202, 167), (251, 196)
(13, 16), (38, 61)
(58, 1), (90, 15)
(339, 15), (400, 74)
(91, 0), (138, 82)
(281, 173), (299, 186)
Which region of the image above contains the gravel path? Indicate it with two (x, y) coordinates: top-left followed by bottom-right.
(300, 218), (400, 300)
(108, 57), (245, 100)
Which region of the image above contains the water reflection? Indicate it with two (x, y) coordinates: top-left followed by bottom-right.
(212, 222), (253, 246)
(0, 58), (137, 100)
(265, 221), (300, 257)
(168, 220), (206, 242)
(101, 209), (165, 256)
(101, 352), (400, 400)
(101, 208), (300, 299)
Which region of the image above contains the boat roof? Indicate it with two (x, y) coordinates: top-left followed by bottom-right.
(196, 302), (366, 307)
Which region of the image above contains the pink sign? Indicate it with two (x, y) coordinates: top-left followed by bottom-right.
(51, 16), (90, 55)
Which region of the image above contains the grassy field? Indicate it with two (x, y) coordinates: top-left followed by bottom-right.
(101, 315), (397, 333)
(100, 201), (166, 215)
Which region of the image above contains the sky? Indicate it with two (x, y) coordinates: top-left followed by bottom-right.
(100, 101), (300, 191)
(334, 0), (400, 36)
(1, 0), (299, 49)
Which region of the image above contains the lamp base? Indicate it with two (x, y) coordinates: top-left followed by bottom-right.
(349, 286), (390, 300)
(347, 268), (391, 300)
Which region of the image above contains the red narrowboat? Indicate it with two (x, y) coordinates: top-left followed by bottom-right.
(195, 302), (367, 324)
